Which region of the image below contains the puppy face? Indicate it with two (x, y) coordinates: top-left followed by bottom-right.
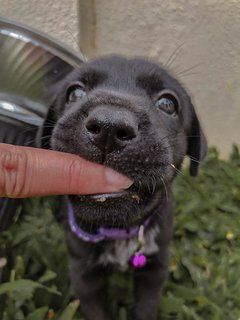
(40, 55), (207, 227)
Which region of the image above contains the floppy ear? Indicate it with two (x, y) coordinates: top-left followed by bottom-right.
(36, 103), (56, 149)
(187, 106), (208, 176)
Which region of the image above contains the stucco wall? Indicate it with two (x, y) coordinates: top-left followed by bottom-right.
(79, 0), (240, 157)
(0, 0), (79, 50)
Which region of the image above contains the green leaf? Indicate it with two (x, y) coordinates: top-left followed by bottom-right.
(0, 279), (60, 296)
(167, 284), (202, 301)
(25, 307), (48, 320)
(38, 269), (57, 283)
(59, 300), (80, 320)
(118, 307), (127, 320)
(181, 305), (203, 320)
(159, 295), (184, 313)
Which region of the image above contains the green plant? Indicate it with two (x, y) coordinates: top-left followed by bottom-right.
(0, 146), (239, 319)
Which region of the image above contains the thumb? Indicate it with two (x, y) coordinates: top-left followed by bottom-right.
(0, 143), (133, 198)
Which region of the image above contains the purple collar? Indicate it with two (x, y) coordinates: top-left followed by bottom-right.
(67, 201), (151, 243)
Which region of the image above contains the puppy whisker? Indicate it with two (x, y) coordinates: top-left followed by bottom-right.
(168, 163), (184, 177)
(38, 124), (55, 129)
(165, 41), (186, 68)
(151, 175), (157, 194)
(42, 119), (56, 125)
(177, 72), (200, 79)
(176, 62), (203, 77)
(160, 176), (169, 202)
(29, 134), (54, 143)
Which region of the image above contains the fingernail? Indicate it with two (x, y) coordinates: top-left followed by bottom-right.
(105, 167), (133, 189)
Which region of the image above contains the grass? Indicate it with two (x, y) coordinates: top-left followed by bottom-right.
(0, 146), (239, 320)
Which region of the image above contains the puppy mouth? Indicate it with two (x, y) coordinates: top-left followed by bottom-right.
(77, 189), (141, 204)
(70, 180), (164, 228)
(74, 181), (162, 212)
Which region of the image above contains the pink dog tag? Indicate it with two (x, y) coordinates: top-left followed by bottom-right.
(131, 253), (147, 268)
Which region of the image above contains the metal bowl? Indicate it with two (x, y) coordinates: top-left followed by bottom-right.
(0, 17), (84, 231)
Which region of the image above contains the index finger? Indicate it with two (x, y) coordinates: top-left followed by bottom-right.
(0, 143), (132, 198)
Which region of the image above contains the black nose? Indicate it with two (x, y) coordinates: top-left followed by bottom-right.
(85, 106), (138, 153)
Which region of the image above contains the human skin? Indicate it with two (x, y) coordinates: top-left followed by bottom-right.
(0, 143), (132, 198)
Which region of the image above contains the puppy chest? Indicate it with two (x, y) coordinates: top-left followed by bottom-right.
(97, 226), (160, 271)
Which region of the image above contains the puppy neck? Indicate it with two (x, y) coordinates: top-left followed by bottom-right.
(66, 197), (167, 243)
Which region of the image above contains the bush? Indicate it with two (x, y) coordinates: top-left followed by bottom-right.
(0, 146), (239, 320)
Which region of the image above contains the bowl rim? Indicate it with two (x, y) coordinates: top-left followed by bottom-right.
(0, 17), (85, 68)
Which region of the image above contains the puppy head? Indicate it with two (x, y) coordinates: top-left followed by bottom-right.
(39, 55), (207, 227)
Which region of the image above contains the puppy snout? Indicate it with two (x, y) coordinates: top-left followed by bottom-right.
(85, 105), (138, 153)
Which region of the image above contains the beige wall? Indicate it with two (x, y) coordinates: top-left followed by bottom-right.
(0, 0), (239, 156)
(0, 0), (79, 50)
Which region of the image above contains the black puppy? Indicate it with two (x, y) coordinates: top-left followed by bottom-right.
(39, 55), (207, 320)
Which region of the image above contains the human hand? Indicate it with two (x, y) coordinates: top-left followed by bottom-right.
(0, 143), (132, 198)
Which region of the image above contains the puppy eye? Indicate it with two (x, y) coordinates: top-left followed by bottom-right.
(66, 83), (86, 103)
(155, 94), (178, 115)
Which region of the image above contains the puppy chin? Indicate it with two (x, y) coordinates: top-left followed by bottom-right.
(69, 187), (163, 228)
